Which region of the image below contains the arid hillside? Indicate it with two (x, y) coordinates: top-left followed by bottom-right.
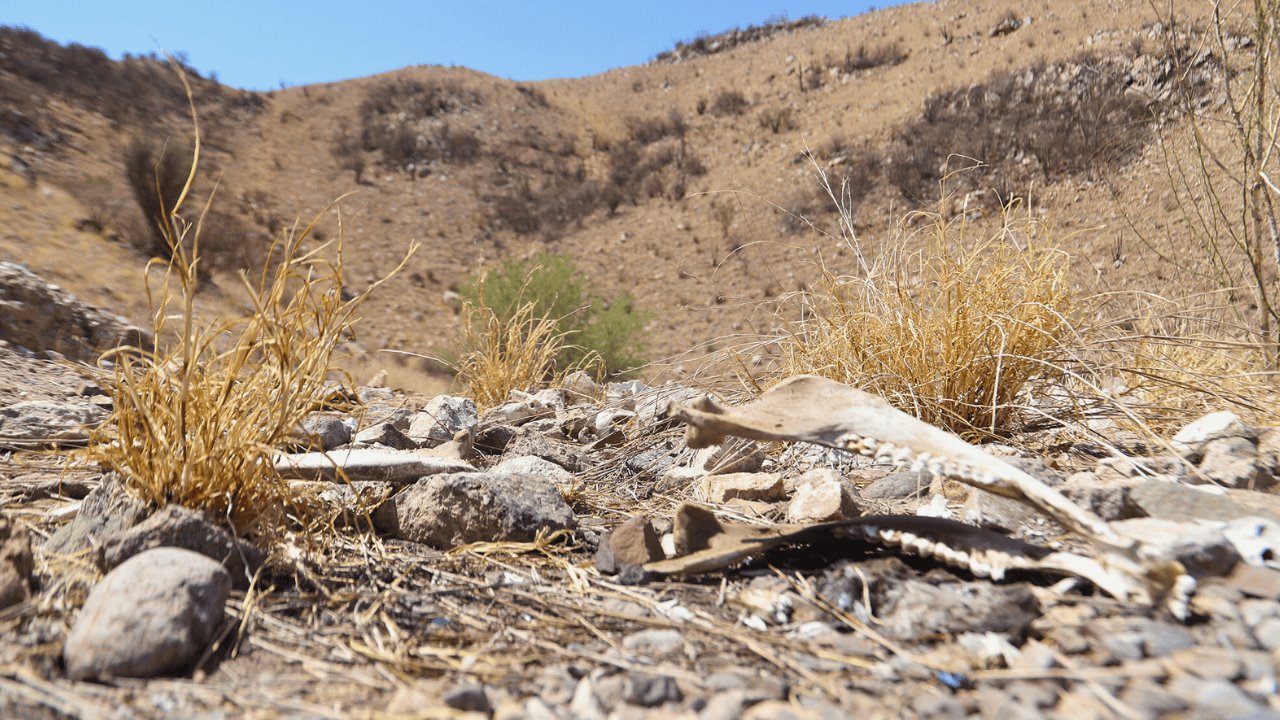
(0, 0), (1244, 392)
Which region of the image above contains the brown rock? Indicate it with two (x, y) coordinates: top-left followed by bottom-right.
(701, 472), (784, 503)
(595, 516), (664, 574)
(1226, 564), (1280, 599)
(0, 514), (33, 608)
(785, 469), (858, 523)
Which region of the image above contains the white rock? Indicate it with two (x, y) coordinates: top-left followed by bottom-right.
(1173, 411), (1257, 456)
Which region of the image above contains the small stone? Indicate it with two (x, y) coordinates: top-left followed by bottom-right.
(352, 422), (415, 450)
(1112, 517), (1241, 577)
(491, 455), (575, 482)
(1166, 676), (1268, 718)
(1253, 616), (1280, 650)
(911, 692), (967, 719)
(877, 579), (1039, 641)
(1239, 598), (1280, 627)
(562, 370), (600, 405)
(408, 395), (477, 447)
(701, 472), (784, 503)
(63, 548), (230, 680)
(501, 426), (583, 472)
(861, 469), (928, 499)
(1059, 471), (1142, 520)
(98, 505), (264, 590)
(1119, 681), (1187, 718)
(963, 488), (1033, 533)
(569, 674), (608, 720)
(1095, 455), (1188, 483)
(474, 424), (516, 455)
(43, 474), (151, 556)
(1167, 646), (1244, 681)
(621, 628), (684, 656)
(1226, 563), (1280, 598)
(442, 682), (491, 713)
(596, 516), (664, 574)
(298, 411), (352, 450)
(1200, 436), (1270, 490)
(377, 473), (576, 547)
(786, 470), (858, 523)
(625, 674), (682, 707)
(0, 514), (33, 608)
(1173, 411), (1256, 457)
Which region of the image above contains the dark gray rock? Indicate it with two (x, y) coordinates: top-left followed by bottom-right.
(63, 548), (230, 680)
(44, 473), (151, 556)
(375, 472), (575, 548)
(0, 514), (33, 608)
(298, 411), (352, 450)
(474, 424), (517, 455)
(963, 488), (1033, 533)
(1130, 480), (1278, 523)
(625, 674), (682, 707)
(442, 682), (491, 713)
(97, 505), (264, 589)
(352, 421), (415, 450)
(877, 578), (1039, 641)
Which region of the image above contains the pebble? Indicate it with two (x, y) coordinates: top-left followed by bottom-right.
(625, 674), (682, 707)
(63, 548), (230, 680)
(621, 628), (684, 657)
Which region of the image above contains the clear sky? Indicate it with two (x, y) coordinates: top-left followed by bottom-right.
(3, 1), (896, 90)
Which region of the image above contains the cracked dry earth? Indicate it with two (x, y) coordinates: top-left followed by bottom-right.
(4, 281), (1280, 718)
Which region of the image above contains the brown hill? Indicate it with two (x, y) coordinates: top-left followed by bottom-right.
(0, 0), (1243, 394)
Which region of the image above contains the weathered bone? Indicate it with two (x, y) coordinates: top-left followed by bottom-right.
(664, 375), (1190, 609)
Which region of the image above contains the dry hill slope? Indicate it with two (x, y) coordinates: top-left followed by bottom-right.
(0, 0), (1230, 390)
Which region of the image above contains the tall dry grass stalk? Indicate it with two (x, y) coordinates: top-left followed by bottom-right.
(777, 193), (1075, 439)
(82, 65), (414, 540)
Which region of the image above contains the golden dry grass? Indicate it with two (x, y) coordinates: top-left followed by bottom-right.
(776, 188), (1074, 439)
(80, 70), (414, 540)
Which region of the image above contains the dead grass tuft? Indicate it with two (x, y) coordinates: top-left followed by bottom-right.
(454, 297), (595, 410)
(777, 173), (1074, 438)
(81, 68), (414, 541)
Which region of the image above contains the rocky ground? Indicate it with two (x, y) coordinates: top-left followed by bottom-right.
(3, 269), (1280, 720)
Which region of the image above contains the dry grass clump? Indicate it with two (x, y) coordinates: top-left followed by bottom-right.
(777, 195), (1074, 439)
(82, 73), (413, 540)
(454, 298), (591, 409)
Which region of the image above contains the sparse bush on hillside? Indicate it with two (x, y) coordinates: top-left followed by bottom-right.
(709, 89), (749, 117)
(758, 105), (797, 133)
(357, 78), (484, 170)
(625, 110), (687, 144)
(124, 136), (193, 258)
(836, 41), (908, 73)
(655, 14), (826, 63)
(458, 253), (648, 377)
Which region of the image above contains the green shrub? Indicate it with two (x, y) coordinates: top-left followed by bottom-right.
(458, 253), (648, 377)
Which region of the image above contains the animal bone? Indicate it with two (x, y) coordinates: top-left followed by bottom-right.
(664, 375), (1191, 611)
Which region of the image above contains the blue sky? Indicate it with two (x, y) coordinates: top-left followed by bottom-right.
(3, 1), (895, 90)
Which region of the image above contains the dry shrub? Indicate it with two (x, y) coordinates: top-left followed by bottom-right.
(778, 196), (1073, 438)
(83, 71), (414, 540)
(709, 90), (749, 117)
(455, 299), (592, 409)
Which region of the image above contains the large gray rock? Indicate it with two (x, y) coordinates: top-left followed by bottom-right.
(297, 411), (352, 451)
(1199, 436), (1271, 490)
(0, 399), (105, 446)
(501, 426), (583, 472)
(0, 514), (33, 608)
(63, 548), (230, 680)
(0, 261), (150, 362)
(407, 395), (478, 447)
(1173, 411), (1256, 459)
(44, 474), (151, 556)
(375, 473), (576, 548)
(97, 505), (264, 589)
